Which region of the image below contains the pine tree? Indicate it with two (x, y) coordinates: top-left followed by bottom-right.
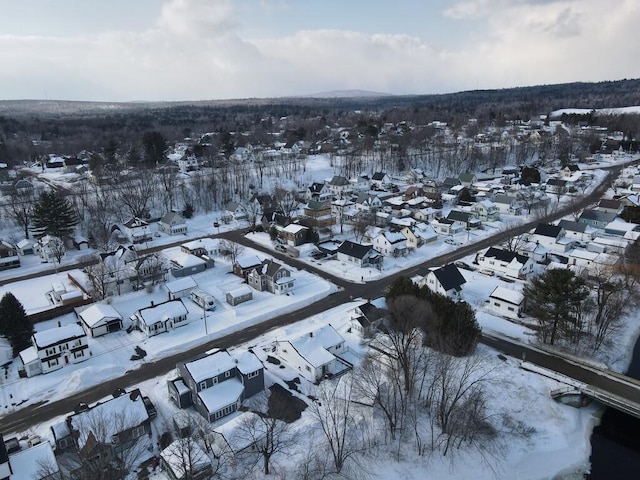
(30, 190), (79, 239)
(0, 292), (33, 357)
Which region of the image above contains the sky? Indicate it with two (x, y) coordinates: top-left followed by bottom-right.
(0, 0), (639, 102)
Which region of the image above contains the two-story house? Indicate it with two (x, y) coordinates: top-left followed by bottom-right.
(122, 217), (151, 244)
(131, 299), (189, 337)
(233, 255), (264, 279)
(578, 209), (618, 229)
(493, 193), (522, 215)
(279, 223), (308, 246)
(373, 231), (408, 257)
(337, 240), (383, 269)
(302, 200), (334, 228)
(421, 264), (466, 300)
(159, 212), (188, 235)
(476, 247), (534, 279)
(247, 259), (295, 295)
(169, 349), (264, 422)
(471, 200), (500, 221)
(401, 223), (438, 248)
(19, 323), (90, 377)
(530, 223), (573, 253)
(430, 217), (464, 236)
(326, 175), (352, 198)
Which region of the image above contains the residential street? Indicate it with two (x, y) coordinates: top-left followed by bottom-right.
(0, 161), (631, 435)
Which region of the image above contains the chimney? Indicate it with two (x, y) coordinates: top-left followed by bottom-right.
(150, 300), (154, 307)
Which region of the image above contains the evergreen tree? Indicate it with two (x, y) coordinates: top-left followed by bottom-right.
(523, 268), (589, 345)
(30, 190), (79, 239)
(0, 292), (33, 357)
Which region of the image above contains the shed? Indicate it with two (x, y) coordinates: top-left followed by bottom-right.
(76, 303), (123, 337)
(226, 285), (253, 306)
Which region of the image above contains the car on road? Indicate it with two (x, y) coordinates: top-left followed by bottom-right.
(275, 244), (287, 253)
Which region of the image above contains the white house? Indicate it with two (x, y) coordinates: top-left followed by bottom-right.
(530, 223), (573, 253)
(274, 324), (349, 383)
(76, 303), (124, 337)
(471, 200), (500, 221)
(131, 299), (189, 337)
(401, 223), (438, 248)
(19, 323), (90, 377)
(373, 231), (408, 257)
(165, 276), (198, 300)
(122, 217), (151, 243)
(158, 212), (188, 235)
(422, 264), (466, 300)
(337, 240), (383, 269)
(488, 286), (524, 320)
(430, 218), (464, 236)
(476, 247), (535, 279)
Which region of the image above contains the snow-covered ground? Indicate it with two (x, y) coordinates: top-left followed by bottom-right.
(2, 153), (640, 479)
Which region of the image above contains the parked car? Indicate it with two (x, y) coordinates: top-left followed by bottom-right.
(275, 244), (287, 253)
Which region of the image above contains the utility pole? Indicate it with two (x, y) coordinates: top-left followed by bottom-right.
(203, 301), (208, 336)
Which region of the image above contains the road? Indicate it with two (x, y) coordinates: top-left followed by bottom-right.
(0, 160), (632, 434)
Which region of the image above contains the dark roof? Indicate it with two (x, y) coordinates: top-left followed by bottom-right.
(432, 263), (466, 291)
(558, 219), (587, 233)
(308, 182), (326, 193)
(484, 247), (529, 265)
(579, 209), (617, 223)
(371, 172), (386, 181)
(442, 177), (460, 188)
(447, 210), (471, 222)
(598, 198), (622, 210)
(547, 178), (567, 186)
(338, 240), (372, 260)
(327, 175), (350, 186)
(306, 200), (330, 211)
(533, 223), (562, 238)
(562, 164), (580, 171)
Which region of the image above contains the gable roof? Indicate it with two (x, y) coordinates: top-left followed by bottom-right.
(77, 303), (122, 328)
(598, 198), (622, 211)
(327, 175), (350, 186)
(533, 223), (562, 238)
(484, 247), (529, 265)
(579, 209), (617, 223)
(337, 240), (373, 260)
(447, 210), (471, 222)
(558, 219), (587, 233)
(432, 264), (466, 291)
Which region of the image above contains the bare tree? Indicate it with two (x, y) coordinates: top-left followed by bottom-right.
(275, 187), (299, 221)
(219, 239), (245, 266)
(351, 211), (372, 243)
(2, 185), (38, 239)
(115, 170), (156, 219)
(49, 237), (66, 273)
(309, 378), (369, 475)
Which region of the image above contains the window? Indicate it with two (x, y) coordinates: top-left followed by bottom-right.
(305, 365), (311, 372)
(74, 350), (84, 359)
(247, 370), (259, 379)
(48, 359), (58, 368)
(200, 381), (207, 390)
(508, 307), (515, 312)
(225, 371), (231, 378)
(46, 348), (56, 356)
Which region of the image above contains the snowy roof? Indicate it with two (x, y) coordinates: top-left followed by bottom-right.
(136, 300), (188, 326)
(233, 350), (262, 375)
(70, 389), (149, 449)
(161, 439), (210, 478)
(16, 238), (33, 249)
(182, 238), (220, 251)
(289, 324), (344, 368)
(382, 231), (406, 244)
(282, 224), (308, 234)
(171, 252), (206, 268)
(78, 303), (122, 328)
(489, 286), (524, 306)
(172, 378), (190, 396)
(19, 346), (38, 365)
(227, 285), (253, 297)
(568, 249), (600, 261)
(185, 350), (236, 384)
(198, 378), (244, 413)
(236, 255), (263, 269)
(8, 442), (58, 478)
(165, 276), (198, 294)
(51, 419), (71, 440)
(33, 323), (85, 349)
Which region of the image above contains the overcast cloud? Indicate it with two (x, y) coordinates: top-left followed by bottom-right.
(0, 0), (638, 101)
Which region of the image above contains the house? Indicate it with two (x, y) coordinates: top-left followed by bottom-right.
(373, 231), (408, 257)
(326, 175), (352, 198)
(476, 247), (534, 279)
(401, 223), (438, 248)
(159, 212), (188, 235)
(371, 172), (391, 189)
(430, 217), (464, 236)
(233, 255), (263, 279)
(15, 238), (35, 256)
(545, 178), (568, 195)
(422, 264), (466, 300)
(279, 223), (308, 246)
(3, 439), (59, 480)
(597, 198), (623, 215)
(337, 240), (383, 269)
(160, 439), (212, 480)
(165, 276), (198, 300)
(169, 349), (264, 422)
(561, 164), (580, 178)
(413, 207), (441, 222)
(274, 324), (350, 383)
(447, 210), (481, 230)
(131, 299), (189, 337)
(169, 252), (207, 278)
(458, 173), (478, 188)
(530, 223), (572, 253)
(302, 200), (334, 228)
(181, 238), (220, 259)
(353, 192), (384, 212)
(247, 259), (295, 295)
(225, 285), (253, 306)
(306, 182), (331, 201)
(224, 201), (248, 222)
(442, 177), (461, 191)
(604, 219), (640, 238)
(177, 155), (199, 173)
(54, 389), (152, 458)
(471, 200), (500, 222)
(578, 209), (617, 229)
(0, 241), (20, 271)
(19, 323), (90, 377)
(493, 194), (522, 215)
(122, 217), (151, 243)
(488, 286), (524, 320)
(348, 298), (386, 337)
(76, 303), (123, 338)
(557, 219), (596, 242)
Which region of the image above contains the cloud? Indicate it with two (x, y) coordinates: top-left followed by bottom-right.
(157, 0), (237, 38)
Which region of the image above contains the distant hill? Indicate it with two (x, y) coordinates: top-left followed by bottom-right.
(303, 90), (394, 99)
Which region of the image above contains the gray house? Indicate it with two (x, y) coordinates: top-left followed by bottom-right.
(168, 349), (264, 422)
